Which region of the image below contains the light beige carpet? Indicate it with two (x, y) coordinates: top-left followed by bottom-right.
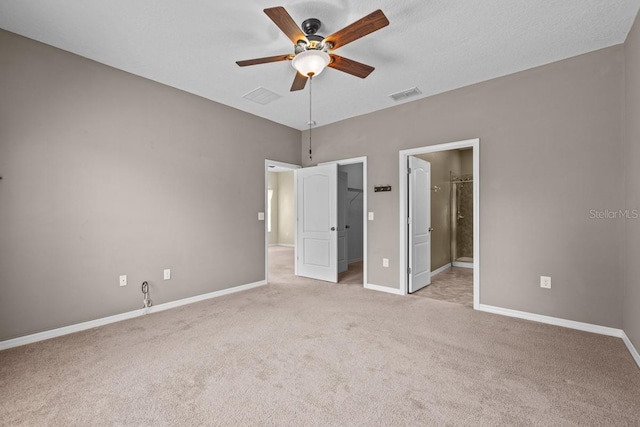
(1, 254), (639, 425)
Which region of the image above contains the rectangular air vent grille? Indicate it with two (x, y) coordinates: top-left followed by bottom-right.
(243, 87), (282, 105)
(389, 87), (422, 102)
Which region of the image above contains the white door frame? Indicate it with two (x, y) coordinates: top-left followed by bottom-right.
(398, 139), (480, 309)
(318, 156), (368, 287)
(264, 159), (301, 284)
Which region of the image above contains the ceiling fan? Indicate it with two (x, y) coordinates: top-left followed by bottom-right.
(236, 6), (389, 91)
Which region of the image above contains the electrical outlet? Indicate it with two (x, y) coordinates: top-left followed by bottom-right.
(368, 212), (374, 221)
(164, 269), (171, 280)
(382, 258), (389, 267)
(119, 275), (127, 287)
(540, 276), (551, 289)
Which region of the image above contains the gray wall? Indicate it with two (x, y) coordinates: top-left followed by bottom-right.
(460, 149), (473, 176)
(624, 12), (640, 352)
(302, 46), (625, 328)
(417, 150), (461, 270)
(0, 30), (300, 340)
(277, 171), (294, 246)
(267, 172), (279, 245)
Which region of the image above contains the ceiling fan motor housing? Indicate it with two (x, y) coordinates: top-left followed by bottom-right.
(302, 18), (321, 35)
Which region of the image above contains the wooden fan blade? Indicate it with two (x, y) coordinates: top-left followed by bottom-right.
(236, 54), (293, 67)
(324, 9), (389, 50)
(264, 7), (308, 45)
(291, 72), (308, 91)
(328, 55), (375, 78)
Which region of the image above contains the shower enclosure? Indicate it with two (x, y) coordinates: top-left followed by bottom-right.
(450, 173), (473, 265)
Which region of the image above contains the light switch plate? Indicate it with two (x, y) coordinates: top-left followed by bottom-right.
(164, 269), (171, 280)
(258, 212), (265, 221)
(119, 275), (127, 287)
(368, 212), (374, 221)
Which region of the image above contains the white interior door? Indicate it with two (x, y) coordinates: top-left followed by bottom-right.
(296, 164), (338, 283)
(408, 156), (432, 293)
(337, 171), (349, 273)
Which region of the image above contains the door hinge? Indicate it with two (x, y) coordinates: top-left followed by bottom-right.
(408, 167), (412, 174)
(407, 217), (412, 225)
(408, 267), (412, 275)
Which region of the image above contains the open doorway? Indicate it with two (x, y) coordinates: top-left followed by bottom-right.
(267, 157), (367, 287)
(265, 160), (300, 284)
(399, 139), (479, 309)
(314, 156), (367, 287)
(337, 163), (365, 285)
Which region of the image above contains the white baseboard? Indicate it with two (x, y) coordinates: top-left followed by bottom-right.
(277, 244), (294, 248)
(478, 304), (640, 368)
(364, 283), (404, 296)
(348, 257), (363, 264)
(452, 261), (473, 269)
(0, 309), (146, 352)
(431, 263), (452, 276)
(622, 331), (640, 369)
(0, 279), (267, 351)
(477, 304), (623, 337)
(146, 280), (266, 315)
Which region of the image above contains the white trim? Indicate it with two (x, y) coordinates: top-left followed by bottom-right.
(318, 157), (368, 287)
(479, 305), (640, 368)
(276, 243), (294, 248)
(265, 160), (301, 284)
(399, 139), (480, 307)
(431, 262), (452, 276)
(147, 280), (266, 314)
(349, 257), (363, 264)
(365, 283), (404, 296)
(622, 331), (640, 369)
(477, 304), (623, 337)
(0, 280), (267, 351)
(452, 261), (473, 269)
(0, 310), (145, 351)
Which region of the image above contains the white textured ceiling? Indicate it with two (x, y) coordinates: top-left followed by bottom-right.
(1, 1), (639, 130)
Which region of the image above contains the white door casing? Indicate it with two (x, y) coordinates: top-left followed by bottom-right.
(337, 171), (349, 274)
(408, 156), (432, 293)
(296, 164), (338, 283)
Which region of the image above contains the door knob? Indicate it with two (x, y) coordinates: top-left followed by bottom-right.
(331, 227), (336, 231)
(429, 227), (434, 232)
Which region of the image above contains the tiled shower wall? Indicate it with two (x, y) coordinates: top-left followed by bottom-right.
(455, 181), (474, 259)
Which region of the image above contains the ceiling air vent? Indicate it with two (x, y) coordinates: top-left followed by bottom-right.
(243, 87), (282, 105)
(389, 87), (422, 102)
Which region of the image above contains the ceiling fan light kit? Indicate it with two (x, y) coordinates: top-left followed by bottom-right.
(291, 50), (330, 77)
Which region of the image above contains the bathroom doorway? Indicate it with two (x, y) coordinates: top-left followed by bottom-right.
(399, 139), (479, 309)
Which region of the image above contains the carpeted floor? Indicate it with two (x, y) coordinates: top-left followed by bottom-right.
(1, 254), (639, 425)
(269, 246), (363, 286)
(413, 266), (474, 308)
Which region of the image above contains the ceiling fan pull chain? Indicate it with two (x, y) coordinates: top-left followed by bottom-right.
(309, 75), (313, 161)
